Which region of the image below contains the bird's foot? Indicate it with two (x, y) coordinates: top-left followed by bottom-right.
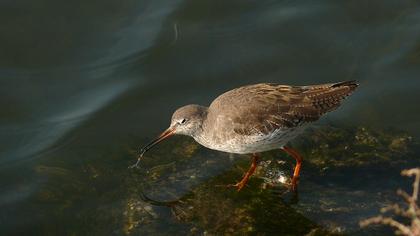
(217, 154), (259, 192)
(226, 180), (247, 192)
(289, 176), (299, 192)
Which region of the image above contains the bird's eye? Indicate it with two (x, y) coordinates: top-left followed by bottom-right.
(180, 118), (186, 124)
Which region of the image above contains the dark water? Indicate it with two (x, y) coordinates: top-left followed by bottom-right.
(1, 0), (420, 235)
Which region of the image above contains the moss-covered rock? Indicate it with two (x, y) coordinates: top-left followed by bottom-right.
(291, 125), (417, 169)
(30, 124), (419, 235)
(139, 167), (338, 235)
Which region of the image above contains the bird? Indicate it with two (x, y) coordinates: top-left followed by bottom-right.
(130, 81), (359, 192)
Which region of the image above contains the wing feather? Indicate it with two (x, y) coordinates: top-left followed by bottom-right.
(206, 81), (358, 136)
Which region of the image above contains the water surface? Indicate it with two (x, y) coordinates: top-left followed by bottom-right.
(1, 0), (420, 235)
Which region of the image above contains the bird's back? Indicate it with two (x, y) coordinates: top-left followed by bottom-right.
(197, 81), (358, 153)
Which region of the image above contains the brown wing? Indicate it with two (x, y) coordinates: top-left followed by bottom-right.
(207, 81), (358, 136)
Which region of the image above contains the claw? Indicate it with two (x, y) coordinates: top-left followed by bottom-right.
(215, 182), (247, 191)
(227, 182), (247, 191)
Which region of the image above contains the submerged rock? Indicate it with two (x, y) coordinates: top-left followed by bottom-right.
(30, 124), (419, 235)
(291, 125), (417, 168)
(140, 168), (338, 235)
(158, 124), (419, 234)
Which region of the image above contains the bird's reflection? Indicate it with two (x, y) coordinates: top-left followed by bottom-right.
(138, 173), (300, 225)
(137, 178), (307, 236)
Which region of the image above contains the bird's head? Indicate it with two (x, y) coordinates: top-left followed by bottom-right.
(138, 104), (207, 157)
(170, 104), (207, 136)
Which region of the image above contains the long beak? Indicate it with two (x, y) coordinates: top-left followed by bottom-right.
(129, 127), (175, 168)
(140, 127), (175, 156)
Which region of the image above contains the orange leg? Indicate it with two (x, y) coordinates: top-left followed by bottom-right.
(281, 146), (303, 191)
(229, 153), (260, 191)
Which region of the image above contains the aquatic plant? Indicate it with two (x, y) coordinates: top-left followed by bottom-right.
(360, 168), (420, 236)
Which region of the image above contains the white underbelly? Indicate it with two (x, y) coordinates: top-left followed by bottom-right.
(194, 126), (306, 154)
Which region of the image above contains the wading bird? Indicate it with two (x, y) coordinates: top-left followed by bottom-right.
(131, 81), (358, 191)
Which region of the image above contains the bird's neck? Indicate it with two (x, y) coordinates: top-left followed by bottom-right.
(190, 105), (209, 138)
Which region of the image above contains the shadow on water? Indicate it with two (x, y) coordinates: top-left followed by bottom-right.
(138, 177), (318, 235)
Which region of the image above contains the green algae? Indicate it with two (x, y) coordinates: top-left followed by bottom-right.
(290, 125), (417, 169)
(136, 165), (339, 235)
(29, 124), (419, 235)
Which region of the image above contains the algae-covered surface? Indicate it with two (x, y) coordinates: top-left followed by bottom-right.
(5, 124), (418, 235)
